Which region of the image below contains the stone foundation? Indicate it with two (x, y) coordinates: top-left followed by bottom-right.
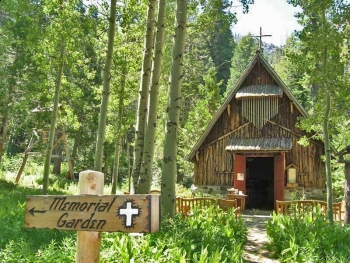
(191, 185), (230, 197)
(284, 187), (327, 201)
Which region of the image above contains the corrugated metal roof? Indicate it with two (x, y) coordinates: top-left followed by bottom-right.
(226, 137), (292, 151)
(235, 84), (282, 99)
(186, 52), (308, 162)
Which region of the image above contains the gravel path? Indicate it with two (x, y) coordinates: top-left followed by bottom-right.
(242, 210), (280, 263)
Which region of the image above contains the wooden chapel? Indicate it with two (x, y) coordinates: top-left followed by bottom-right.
(186, 51), (326, 209)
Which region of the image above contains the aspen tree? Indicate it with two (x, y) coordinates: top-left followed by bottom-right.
(43, 0), (66, 194)
(138, 0), (167, 194)
(162, 0), (188, 218)
(94, 0), (117, 171)
(131, 0), (156, 193)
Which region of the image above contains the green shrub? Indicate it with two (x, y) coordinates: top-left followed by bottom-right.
(99, 207), (247, 262)
(0, 179), (76, 263)
(179, 174), (194, 188)
(0, 154), (44, 176)
(267, 210), (350, 262)
(0, 175), (247, 263)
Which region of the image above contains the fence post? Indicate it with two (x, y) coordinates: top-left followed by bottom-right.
(76, 170), (104, 263)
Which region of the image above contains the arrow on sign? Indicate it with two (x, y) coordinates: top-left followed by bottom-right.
(29, 207), (47, 216)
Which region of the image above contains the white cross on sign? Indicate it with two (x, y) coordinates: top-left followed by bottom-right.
(119, 202), (139, 227)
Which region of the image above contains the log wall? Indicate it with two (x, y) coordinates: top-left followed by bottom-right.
(192, 61), (326, 188)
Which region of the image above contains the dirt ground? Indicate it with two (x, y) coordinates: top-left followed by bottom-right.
(242, 210), (280, 263)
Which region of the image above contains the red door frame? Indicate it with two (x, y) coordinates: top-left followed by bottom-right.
(233, 152), (285, 205)
(233, 154), (246, 194)
(274, 152), (285, 202)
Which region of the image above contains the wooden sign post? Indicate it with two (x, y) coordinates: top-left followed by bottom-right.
(77, 170), (104, 263)
(25, 170), (161, 263)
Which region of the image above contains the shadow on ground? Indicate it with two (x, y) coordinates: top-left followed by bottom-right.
(242, 210), (280, 263)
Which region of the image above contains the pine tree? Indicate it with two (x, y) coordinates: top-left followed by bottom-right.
(274, 35), (312, 111)
(226, 34), (257, 93)
(206, 0), (236, 94)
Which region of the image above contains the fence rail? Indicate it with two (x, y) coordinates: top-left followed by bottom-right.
(275, 200), (342, 221)
(176, 197), (240, 218)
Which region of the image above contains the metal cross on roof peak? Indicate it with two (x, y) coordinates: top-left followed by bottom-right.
(252, 27), (272, 52)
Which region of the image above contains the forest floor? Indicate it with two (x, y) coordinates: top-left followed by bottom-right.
(242, 210), (280, 263)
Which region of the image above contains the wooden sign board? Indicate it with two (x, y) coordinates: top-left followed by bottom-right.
(25, 194), (160, 233)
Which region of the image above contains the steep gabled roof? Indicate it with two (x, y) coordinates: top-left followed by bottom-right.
(186, 52), (308, 161)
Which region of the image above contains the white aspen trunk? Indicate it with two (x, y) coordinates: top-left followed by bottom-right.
(94, 0), (117, 171)
(138, 0), (167, 194)
(131, 0), (156, 193)
(127, 137), (131, 192)
(0, 116), (8, 164)
(321, 5), (333, 223)
(344, 163), (350, 224)
(53, 129), (63, 175)
(62, 129), (74, 179)
(42, 41), (65, 194)
(161, 0), (188, 218)
(324, 91), (333, 223)
(111, 61), (126, 194)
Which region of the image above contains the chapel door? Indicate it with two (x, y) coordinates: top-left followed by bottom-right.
(234, 154), (246, 194)
(274, 153), (285, 202)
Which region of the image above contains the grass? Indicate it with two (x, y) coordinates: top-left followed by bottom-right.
(4, 154), (350, 262)
(0, 168), (247, 263)
(266, 211), (350, 262)
(0, 177), (77, 262)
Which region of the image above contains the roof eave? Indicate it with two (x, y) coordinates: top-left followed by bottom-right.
(226, 150), (291, 153)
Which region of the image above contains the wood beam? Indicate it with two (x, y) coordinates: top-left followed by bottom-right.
(267, 120), (301, 138)
(15, 154), (29, 183)
(267, 120), (324, 148)
(202, 122), (250, 149)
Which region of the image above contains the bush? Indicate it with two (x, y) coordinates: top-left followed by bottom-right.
(0, 176), (247, 263)
(267, 211), (350, 262)
(100, 206), (247, 263)
(178, 174), (194, 188)
(0, 179), (76, 263)
(0, 154), (44, 175)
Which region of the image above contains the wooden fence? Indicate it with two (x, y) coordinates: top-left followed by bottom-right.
(175, 197), (240, 218)
(276, 200), (342, 221)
